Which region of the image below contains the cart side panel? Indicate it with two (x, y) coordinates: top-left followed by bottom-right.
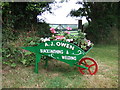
(21, 41), (87, 65)
(38, 41), (86, 65)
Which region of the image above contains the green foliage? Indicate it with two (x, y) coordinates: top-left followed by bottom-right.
(2, 29), (52, 67)
(2, 28), (18, 43)
(70, 2), (119, 44)
(20, 51), (35, 66)
(2, 2), (52, 30)
(2, 2), (53, 67)
(42, 27), (93, 51)
(36, 22), (52, 37)
(2, 38), (36, 67)
(74, 29), (93, 50)
(2, 44), (21, 68)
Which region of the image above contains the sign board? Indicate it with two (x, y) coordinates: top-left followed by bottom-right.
(22, 41), (89, 73)
(22, 41), (86, 65)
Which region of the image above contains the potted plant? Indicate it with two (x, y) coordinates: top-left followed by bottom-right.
(40, 27), (94, 52)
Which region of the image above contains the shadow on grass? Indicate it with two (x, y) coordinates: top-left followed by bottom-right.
(38, 59), (83, 76)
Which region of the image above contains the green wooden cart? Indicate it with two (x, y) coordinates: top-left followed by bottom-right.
(22, 40), (98, 75)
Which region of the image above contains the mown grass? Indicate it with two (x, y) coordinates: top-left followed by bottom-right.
(2, 45), (118, 88)
(69, 31), (78, 35)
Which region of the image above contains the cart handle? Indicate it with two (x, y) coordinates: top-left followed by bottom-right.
(75, 63), (88, 69)
(85, 46), (93, 55)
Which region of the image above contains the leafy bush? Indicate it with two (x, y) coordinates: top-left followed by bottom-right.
(2, 2), (53, 67)
(2, 28), (20, 67)
(36, 22), (52, 37)
(2, 44), (21, 68)
(2, 28), (52, 67)
(2, 28), (19, 43)
(40, 27), (94, 51)
(2, 44), (36, 67)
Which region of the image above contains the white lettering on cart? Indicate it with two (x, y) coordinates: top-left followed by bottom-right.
(56, 42), (74, 50)
(56, 42), (61, 46)
(51, 42), (54, 46)
(61, 43), (66, 47)
(40, 49), (63, 54)
(62, 56), (76, 60)
(72, 50), (82, 55)
(45, 43), (49, 46)
(66, 50), (69, 54)
(44, 42), (75, 50)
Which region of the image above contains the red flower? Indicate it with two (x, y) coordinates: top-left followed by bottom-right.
(50, 28), (56, 33)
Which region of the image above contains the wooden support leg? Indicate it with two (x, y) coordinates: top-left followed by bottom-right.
(34, 54), (42, 74)
(44, 59), (48, 69)
(35, 61), (39, 73)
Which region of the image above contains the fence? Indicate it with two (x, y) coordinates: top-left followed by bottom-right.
(49, 20), (83, 36)
(49, 24), (79, 36)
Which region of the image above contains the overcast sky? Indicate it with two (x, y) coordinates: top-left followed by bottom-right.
(37, 0), (87, 24)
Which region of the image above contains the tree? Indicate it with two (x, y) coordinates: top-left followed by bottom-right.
(2, 2), (52, 30)
(70, 2), (119, 44)
(2, 2), (54, 47)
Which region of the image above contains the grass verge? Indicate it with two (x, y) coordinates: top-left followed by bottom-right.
(2, 45), (118, 88)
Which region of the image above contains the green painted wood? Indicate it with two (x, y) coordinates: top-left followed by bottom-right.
(75, 63), (88, 69)
(34, 53), (42, 73)
(22, 41), (86, 65)
(44, 59), (48, 68)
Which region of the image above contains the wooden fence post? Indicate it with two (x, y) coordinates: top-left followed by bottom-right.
(78, 20), (82, 31)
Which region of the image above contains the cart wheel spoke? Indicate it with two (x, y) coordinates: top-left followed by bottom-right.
(78, 67), (85, 75)
(83, 60), (87, 65)
(78, 57), (98, 75)
(89, 64), (96, 67)
(80, 68), (85, 71)
(88, 68), (93, 75)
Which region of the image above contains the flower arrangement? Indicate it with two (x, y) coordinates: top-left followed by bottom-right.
(40, 27), (93, 52)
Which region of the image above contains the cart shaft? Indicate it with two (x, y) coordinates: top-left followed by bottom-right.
(75, 64), (88, 69)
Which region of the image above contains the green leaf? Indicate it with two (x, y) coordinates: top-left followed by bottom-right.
(26, 37), (33, 41)
(11, 63), (17, 67)
(3, 61), (10, 65)
(6, 54), (11, 57)
(25, 51), (32, 55)
(29, 41), (36, 45)
(21, 59), (27, 65)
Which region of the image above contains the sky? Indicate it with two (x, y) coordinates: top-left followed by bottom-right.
(37, 0), (88, 24)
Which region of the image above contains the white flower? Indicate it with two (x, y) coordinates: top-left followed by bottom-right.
(43, 38), (50, 42)
(66, 39), (71, 42)
(70, 39), (73, 41)
(40, 37), (50, 42)
(52, 35), (54, 37)
(84, 38), (87, 41)
(87, 40), (91, 46)
(63, 37), (66, 39)
(40, 38), (44, 42)
(40, 38), (44, 40)
(84, 33), (86, 35)
(66, 39), (73, 42)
